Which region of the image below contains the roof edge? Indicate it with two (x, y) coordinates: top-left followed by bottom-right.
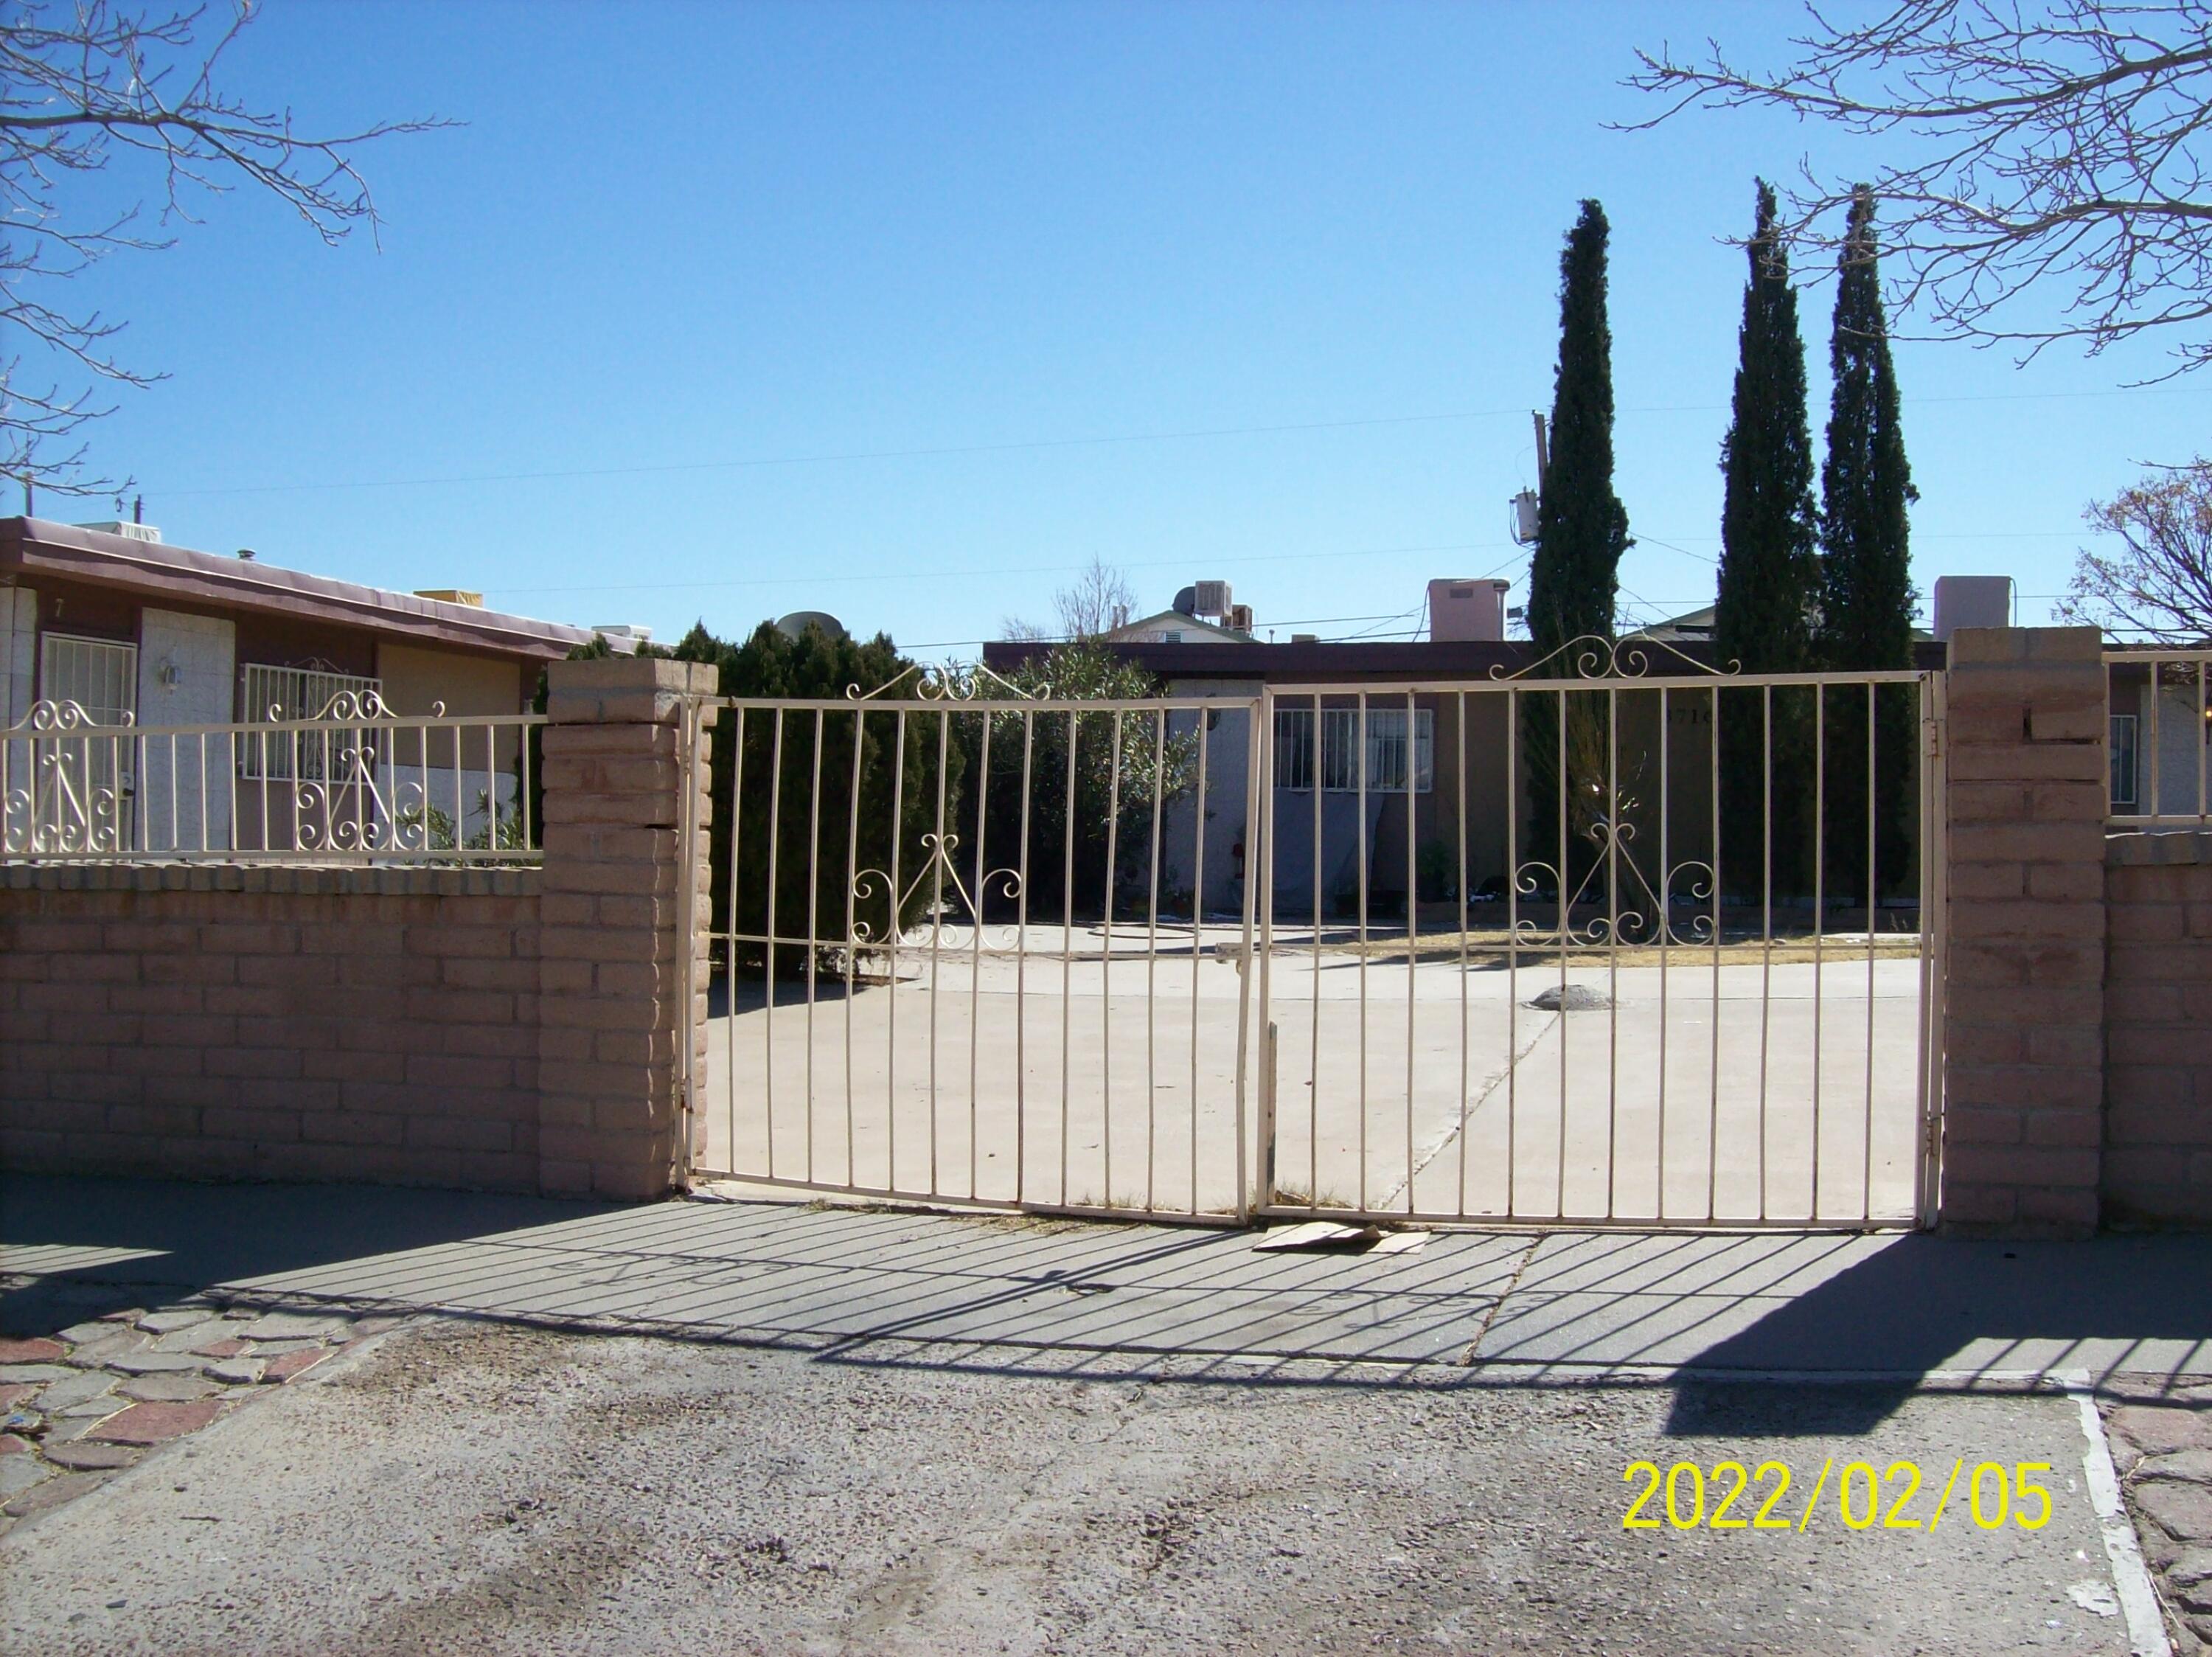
(1, 517), (605, 659)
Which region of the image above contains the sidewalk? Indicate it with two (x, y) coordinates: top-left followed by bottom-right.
(7, 1174), (2208, 1387)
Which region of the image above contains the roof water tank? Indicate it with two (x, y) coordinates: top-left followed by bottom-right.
(775, 611), (849, 642)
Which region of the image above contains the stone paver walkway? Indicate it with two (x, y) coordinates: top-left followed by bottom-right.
(2102, 1380), (2212, 1653)
(0, 1303), (395, 1531)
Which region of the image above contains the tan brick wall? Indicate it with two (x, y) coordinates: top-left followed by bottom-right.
(0, 864), (542, 1190)
(1, 657), (720, 1201)
(1940, 627), (2110, 1236)
(535, 656), (717, 1201)
(2104, 829), (2212, 1226)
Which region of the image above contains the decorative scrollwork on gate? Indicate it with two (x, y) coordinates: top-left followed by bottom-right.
(1491, 633), (1741, 681)
(850, 832), (1026, 954)
(849, 662), (1046, 703)
(2, 699), (133, 856)
(1511, 813), (1722, 950)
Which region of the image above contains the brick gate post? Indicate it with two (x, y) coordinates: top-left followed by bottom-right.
(1940, 625), (2108, 1236)
(536, 656), (717, 1199)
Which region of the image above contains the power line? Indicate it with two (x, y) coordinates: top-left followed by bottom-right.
(156, 383), (2211, 501)
(488, 538), (1521, 600)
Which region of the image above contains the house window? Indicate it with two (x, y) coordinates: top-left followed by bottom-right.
(1273, 707), (1433, 792)
(2110, 713), (2138, 810)
(39, 633), (137, 724)
(237, 664), (382, 781)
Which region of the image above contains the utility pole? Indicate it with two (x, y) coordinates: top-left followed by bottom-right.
(1531, 410), (1549, 481)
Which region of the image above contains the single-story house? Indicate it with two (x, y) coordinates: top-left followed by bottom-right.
(2, 515), (615, 855)
(984, 580), (1952, 920)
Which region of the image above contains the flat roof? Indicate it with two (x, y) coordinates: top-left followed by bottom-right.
(1, 517), (605, 661)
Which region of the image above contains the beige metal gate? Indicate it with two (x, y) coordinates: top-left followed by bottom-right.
(695, 648), (1946, 1232)
(695, 679), (1265, 1221)
(1251, 646), (1945, 1230)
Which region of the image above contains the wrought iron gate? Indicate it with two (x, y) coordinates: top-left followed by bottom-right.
(695, 647), (1946, 1232)
(695, 673), (1265, 1221)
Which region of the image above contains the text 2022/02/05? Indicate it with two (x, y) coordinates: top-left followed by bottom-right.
(1623, 1459), (2056, 1533)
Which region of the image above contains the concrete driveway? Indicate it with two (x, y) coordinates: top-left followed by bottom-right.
(700, 923), (1928, 1224)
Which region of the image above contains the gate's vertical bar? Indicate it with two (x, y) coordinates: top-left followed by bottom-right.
(521, 712), (533, 855)
(1605, 683), (1621, 1220)
(1658, 686), (1671, 1220)
(1355, 692), (1370, 1213)
(1189, 710), (1209, 1215)
(726, 706), (745, 1172)
(1145, 708), (1165, 1212)
(845, 706), (863, 1187)
(1863, 680), (1879, 1222)
(968, 706), (992, 1201)
(1015, 711), (1034, 1206)
(804, 709), (824, 1184)
(1759, 686), (1773, 1220)
(1403, 689), (1417, 1213)
(1458, 689), (1473, 1217)
(1060, 709), (1077, 1208)
(1811, 685), (1827, 1221)
(1309, 698), (1323, 1213)
(1554, 685), (1568, 1217)
(765, 708), (785, 1178)
(677, 696), (700, 1185)
(928, 710), (950, 1195)
(1918, 672), (1948, 1227)
(1707, 683), (1723, 1223)
(1102, 710), (1124, 1207)
(1242, 697), (1266, 1221)
(1503, 687), (1518, 1219)
(887, 712), (906, 1189)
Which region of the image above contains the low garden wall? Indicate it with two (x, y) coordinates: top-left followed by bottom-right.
(0, 864), (543, 1190)
(2103, 828), (2212, 1227)
(0, 655), (717, 1201)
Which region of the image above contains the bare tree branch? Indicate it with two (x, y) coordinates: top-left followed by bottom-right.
(1053, 555), (1138, 642)
(1621, 1), (2212, 374)
(2055, 456), (2212, 639)
(1, 0), (452, 499)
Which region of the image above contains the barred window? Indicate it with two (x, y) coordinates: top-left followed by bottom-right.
(237, 665), (382, 781)
(1273, 707), (1432, 792)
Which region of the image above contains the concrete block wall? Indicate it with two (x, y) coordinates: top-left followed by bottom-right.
(1939, 626), (2111, 1236)
(0, 865), (543, 1189)
(0, 656), (717, 1201)
(535, 656), (717, 1200)
(2103, 829), (2212, 1226)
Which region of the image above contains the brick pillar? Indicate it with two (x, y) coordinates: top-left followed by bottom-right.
(1941, 625), (2107, 1236)
(537, 656), (717, 1199)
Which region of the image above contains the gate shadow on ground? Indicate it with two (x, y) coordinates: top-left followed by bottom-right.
(9, 1176), (2210, 1418)
(0, 1174), (619, 1338)
(1660, 1231), (2212, 1434)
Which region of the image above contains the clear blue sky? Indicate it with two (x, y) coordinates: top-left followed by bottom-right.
(48, 0), (2212, 657)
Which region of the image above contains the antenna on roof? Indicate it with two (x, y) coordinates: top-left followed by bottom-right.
(133, 494), (143, 525)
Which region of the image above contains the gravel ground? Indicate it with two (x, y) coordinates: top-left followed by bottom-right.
(0, 1319), (2145, 1656)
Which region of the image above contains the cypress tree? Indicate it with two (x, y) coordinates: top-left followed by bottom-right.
(1817, 186), (1919, 907)
(1714, 181), (1820, 899)
(1527, 199), (1632, 657)
(1525, 201), (1631, 889)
